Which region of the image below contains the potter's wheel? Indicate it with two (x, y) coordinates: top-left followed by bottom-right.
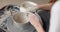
(7, 16), (35, 32)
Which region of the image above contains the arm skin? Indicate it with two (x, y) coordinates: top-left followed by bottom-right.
(28, 13), (45, 32)
(37, 3), (53, 10)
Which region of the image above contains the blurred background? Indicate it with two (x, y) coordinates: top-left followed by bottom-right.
(0, 0), (50, 9)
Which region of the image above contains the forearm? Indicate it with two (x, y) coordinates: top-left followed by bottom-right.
(38, 3), (53, 10)
(34, 22), (45, 32)
(28, 13), (45, 32)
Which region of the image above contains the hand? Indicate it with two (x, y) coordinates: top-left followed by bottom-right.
(28, 12), (45, 32)
(28, 12), (40, 27)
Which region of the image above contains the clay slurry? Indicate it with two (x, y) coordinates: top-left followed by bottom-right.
(13, 12), (29, 24)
